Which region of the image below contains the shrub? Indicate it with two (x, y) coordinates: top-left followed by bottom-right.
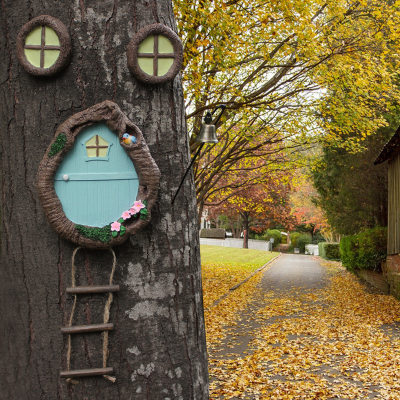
(340, 235), (359, 271)
(290, 232), (312, 253)
(200, 228), (226, 239)
(319, 242), (340, 260)
(256, 229), (282, 248)
(297, 234), (312, 253)
(265, 229), (282, 246)
(290, 232), (301, 248)
(357, 227), (387, 270)
(340, 227), (387, 271)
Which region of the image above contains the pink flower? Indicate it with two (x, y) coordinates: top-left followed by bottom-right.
(111, 221), (121, 232)
(121, 211), (131, 220)
(133, 200), (145, 210)
(129, 206), (140, 215)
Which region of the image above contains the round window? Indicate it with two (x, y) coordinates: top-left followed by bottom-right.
(127, 24), (183, 85)
(17, 15), (71, 76)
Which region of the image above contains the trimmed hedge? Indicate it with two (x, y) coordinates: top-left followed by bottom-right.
(200, 228), (226, 239)
(318, 242), (340, 260)
(340, 227), (387, 272)
(318, 242), (326, 258)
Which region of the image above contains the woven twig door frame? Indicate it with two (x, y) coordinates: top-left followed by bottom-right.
(37, 100), (160, 249)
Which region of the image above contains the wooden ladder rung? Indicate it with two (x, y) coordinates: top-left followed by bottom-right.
(60, 367), (113, 378)
(66, 285), (120, 294)
(61, 323), (114, 334)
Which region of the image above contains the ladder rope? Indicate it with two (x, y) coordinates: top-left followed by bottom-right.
(66, 247), (81, 383)
(65, 247), (117, 383)
(102, 248), (117, 382)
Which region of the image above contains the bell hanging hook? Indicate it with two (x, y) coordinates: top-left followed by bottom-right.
(211, 104), (227, 125)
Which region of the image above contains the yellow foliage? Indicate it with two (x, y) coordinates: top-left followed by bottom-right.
(173, 0), (400, 209)
(174, 0), (400, 150)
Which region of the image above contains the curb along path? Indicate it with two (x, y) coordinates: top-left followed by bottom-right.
(208, 253), (281, 309)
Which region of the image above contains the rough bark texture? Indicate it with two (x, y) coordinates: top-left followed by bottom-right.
(0, 1), (209, 399)
(241, 212), (249, 249)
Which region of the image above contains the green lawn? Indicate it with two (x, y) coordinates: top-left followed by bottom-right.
(200, 245), (278, 272)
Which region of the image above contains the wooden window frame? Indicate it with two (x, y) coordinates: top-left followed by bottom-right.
(17, 15), (71, 76)
(127, 23), (183, 85)
(84, 135), (112, 161)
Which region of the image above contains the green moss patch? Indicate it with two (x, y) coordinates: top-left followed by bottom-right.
(49, 133), (67, 157)
(76, 224), (111, 243)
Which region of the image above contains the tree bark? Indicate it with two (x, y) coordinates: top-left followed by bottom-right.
(0, 1), (208, 399)
(241, 212), (249, 249)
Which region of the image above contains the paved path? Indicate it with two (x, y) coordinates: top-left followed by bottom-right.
(209, 254), (400, 399)
(213, 254), (327, 360)
(261, 253), (327, 292)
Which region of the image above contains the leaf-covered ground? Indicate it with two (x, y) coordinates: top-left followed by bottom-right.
(201, 245), (278, 347)
(202, 251), (400, 399)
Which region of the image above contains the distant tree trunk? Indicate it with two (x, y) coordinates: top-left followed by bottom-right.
(310, 224), (315, 242)
(0, 1), (208, 399)
(241, 212), (250, 249)
(232, 224), (239, 238)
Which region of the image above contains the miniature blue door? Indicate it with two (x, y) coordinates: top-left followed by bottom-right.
(54, 123), (139, 227)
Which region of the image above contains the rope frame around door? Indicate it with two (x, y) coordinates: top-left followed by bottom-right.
(37, 100), (160, 249)
(127, 23), (183, 85)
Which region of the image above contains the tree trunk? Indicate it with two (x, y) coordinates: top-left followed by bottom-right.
(0, 1), (208, 399)
(242, 212), (249, 249)
(310, 224), (315, 242)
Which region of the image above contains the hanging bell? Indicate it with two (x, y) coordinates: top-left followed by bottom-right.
(196, 112), (217, 143)
(171, 104), (226, 204)
(196, 105), (226, 144)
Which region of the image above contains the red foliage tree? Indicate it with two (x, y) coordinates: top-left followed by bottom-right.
(206, 161), (294, 247)
(290, 175), (330, 238)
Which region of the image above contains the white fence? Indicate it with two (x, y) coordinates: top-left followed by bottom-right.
(200, 238), (272, 251)
(305, 244), (319, 256)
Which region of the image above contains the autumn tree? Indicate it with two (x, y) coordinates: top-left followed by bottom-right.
(206, 159), (293, 247)
(0, 1), (208, 399)
(173, 0), (400, 211)
(289, 173), (330, 240)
